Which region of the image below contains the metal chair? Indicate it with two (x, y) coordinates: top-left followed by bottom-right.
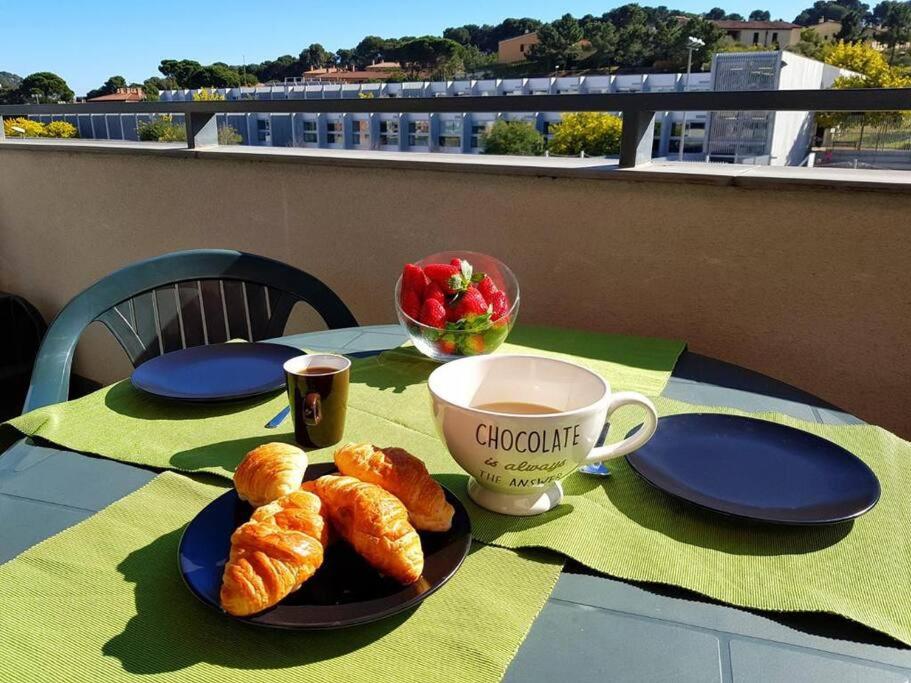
(24, 249), (357, 412)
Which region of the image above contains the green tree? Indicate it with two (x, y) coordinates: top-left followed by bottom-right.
(158, 59), (203, 87)
(873, 1), (911, 62)
(138, 115), (186, 142)
(549, 112), (623, 156)
(85, 75), (126, 100)
(532, 14), (585, 70)
(787, 27), (827, 58)
(218, 125), (242, 145)
(836, 9), (868, 40)
(335, 48), (356, 69)
(705, 7), (728, 19)
(443, 26), (473, 45)
(481, 120), (545, 155)
(353, 36), (390, 67)
(141, 78), (161, 101)
(301, 43), (331, 70)
(749, 9), (772, 19)
(14, 72), (74, 103)
(392, 37), (461, 77)
(794, 0), (870, 25)
(43, 121), (78, 138)
(0, 71), (22, 90)
(585, 22), (619, 68)
(458, 44), (497, 73)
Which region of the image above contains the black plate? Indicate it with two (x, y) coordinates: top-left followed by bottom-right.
(178, 463), (472, 629)
(131, 342), (301, 401)
(625, 414), (880, 525)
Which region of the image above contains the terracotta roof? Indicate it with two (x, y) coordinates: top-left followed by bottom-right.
(86, 91), (144, 102)
(713, 20), (801, 29)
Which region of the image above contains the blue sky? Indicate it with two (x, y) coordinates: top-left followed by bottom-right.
(1, 0), (805, 95)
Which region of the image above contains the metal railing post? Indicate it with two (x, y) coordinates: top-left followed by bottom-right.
(619, 110), (656, 168)
(0, 115), (5, 140)
(185, 111), (217, 149)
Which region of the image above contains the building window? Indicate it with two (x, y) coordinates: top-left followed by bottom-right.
(379, 120), (399, 146)
(520, 44), (525, 53)
(326, 121), (343, 145)
(438, 119), (461, 148)
(301, 120), (317, 144)
(351, 119), (368, 146)
(752, 32), (760, 45)
(408, 120), (429, 147)
(256, 117), (271, 143)
(771, 32), (778, 44)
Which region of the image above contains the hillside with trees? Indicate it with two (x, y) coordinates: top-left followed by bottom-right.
(2, 1), (911, 102)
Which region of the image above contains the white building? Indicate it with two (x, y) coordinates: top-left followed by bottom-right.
(35, 52), (851, 166)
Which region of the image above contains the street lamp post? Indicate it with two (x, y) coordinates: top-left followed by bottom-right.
(678, 36), (705, 162)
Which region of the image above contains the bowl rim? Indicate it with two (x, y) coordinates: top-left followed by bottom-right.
(394, 252), (521, 331)
(427, 354), (611, 419)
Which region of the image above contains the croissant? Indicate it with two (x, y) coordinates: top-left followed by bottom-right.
(334, 443), (454, 532)
(310, 475), (423, 585)
(220, 489), (326, 616)
(233, 442), (308, 507)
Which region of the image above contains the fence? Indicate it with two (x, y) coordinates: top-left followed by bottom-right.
(3, 88), (910, 168)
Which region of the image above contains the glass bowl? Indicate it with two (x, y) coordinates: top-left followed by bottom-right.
(394, 250), (520, 362)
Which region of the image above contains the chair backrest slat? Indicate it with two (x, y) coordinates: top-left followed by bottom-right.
(154, 286), (183, 354)
(199, 279), (228, 344)
(221, 280), (249, 341)
(246, 283), (271, 340)
(176, 281), (206, 348)
(130, 290), (162, 364)
(25, 250), (358, 411)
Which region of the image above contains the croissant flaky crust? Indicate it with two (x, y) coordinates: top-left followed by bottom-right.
(310, 475), (424, 585)
(334, 443), (454, 532)
(233, 442), (308, 507)
(220, 489), (326, 616)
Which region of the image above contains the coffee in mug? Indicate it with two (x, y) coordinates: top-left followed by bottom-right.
(283, 354), (350, 449)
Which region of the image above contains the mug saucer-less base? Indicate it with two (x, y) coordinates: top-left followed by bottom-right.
(467, 478), (564, 516)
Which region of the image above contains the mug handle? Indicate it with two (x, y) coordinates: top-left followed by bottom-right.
(584, 392), (658, 464)
(303, 392), (322, 426)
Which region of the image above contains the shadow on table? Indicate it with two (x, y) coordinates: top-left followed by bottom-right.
(506, 325), (684, 372)
(103, 381), (279, 421)
(103, 527), (415, 675)
(571, 464), (853, 556)
(348, 348), (437, 394)
(170, 434), (297, 474)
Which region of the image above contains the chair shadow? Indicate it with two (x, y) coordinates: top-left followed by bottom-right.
(573, 462), (854, 556)
(102, 527), (415, 675)
(103, 381), (279, 421)
(507, 325), (684, 372)
(170, 434), (298, 473)
(348, 348), (438, 394)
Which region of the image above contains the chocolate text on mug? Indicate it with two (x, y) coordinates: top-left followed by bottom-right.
(474, 422), (578, 489)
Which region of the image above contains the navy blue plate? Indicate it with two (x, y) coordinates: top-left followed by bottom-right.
(178, 462), (472, 629)
(131, 342), (301, 401)
(625, 414), (880, 525)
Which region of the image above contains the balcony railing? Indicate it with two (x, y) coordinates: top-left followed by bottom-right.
(2, 88), (909, 168)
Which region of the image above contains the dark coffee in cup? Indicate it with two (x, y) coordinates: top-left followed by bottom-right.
(283, 354), (351, 449)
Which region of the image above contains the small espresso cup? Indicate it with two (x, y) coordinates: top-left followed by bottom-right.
(283, 354), (351, 449)
(428, 354), (658, 516)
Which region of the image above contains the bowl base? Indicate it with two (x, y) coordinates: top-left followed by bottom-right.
(467, 478), (564, 516)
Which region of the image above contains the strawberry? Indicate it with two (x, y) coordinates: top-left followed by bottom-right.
(489, 290), (510, 320)
(400, 288), (421, 321)
(451, 286), (489, 322)
(402, 263), (426, 298)
(460, 334), (485, 355)
(477, 275), (499, 302)
(437, 338), (457, 355)
(424, 281), (445, 304)
(450, 258), (462, 269)
(419, 298), (446, 329)
(424, 263), (462, 294)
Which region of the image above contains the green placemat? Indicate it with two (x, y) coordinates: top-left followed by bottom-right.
(468, 396), (911, 645)
(0, 472), (563, 683)
(0, 326), (685, 480)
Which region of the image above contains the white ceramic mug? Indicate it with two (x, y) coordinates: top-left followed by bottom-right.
(428, 354), (658, 516)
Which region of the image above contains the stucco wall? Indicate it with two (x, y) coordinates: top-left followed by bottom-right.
(1, 146), (909, 437)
